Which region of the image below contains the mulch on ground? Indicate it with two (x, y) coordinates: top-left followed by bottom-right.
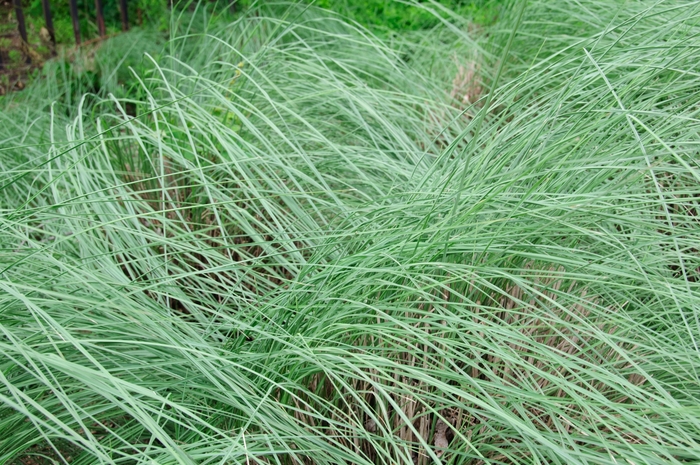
(0, 0), (50, 94)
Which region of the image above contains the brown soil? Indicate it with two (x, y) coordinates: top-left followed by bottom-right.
(0, 0), (51, 95)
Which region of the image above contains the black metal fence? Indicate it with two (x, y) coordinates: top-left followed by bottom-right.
(6, 0), (129, 65)
(1, 0), (239, 75)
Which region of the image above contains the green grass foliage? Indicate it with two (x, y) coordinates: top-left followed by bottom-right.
(1, 1), (700, 464)
(310, 0), (500, 30)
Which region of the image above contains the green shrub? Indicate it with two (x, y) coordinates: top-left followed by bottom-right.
(312, 0), (500, 29)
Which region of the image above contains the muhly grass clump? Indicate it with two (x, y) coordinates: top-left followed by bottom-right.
(2, 1), (700, 464)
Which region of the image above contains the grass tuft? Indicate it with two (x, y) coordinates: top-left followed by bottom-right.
(2, 1), (700, 464)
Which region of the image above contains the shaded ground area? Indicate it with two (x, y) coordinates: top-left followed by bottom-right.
(0, 0), (53, 94)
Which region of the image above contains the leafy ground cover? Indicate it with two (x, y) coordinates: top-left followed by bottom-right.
(1, 1), (700, 464)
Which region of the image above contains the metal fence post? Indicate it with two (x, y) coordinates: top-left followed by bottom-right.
(69, 0), (81, 44)
(120, 0), (129, 31)
(12, 0), (31, 63)
(41, 0), (57, 54)
(95, 0), (106, 36)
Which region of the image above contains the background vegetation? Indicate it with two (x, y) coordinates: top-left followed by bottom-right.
(1, 1), (700, 464)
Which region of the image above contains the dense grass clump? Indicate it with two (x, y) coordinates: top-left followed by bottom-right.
(2, 1), (700, 464)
